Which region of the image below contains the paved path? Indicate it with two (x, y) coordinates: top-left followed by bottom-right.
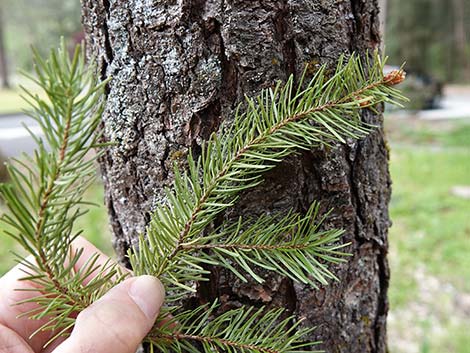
(416, 89), (470, 120)
(1, 85), (469, 158)
(0, 113), (43, 157)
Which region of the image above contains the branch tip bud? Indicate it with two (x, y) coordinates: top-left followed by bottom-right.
(383, 69), (406, 86)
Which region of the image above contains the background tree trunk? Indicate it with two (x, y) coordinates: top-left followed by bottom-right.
(452, 0), (469, 81)
(81, 1), (390, 352)
(0, 4), (10, 89)
(378, 0), (387, 49)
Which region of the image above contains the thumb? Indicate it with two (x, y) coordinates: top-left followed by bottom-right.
(54, 275), (165, 353)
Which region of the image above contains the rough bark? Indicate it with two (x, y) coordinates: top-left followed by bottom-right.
(81, 1), (390, 352)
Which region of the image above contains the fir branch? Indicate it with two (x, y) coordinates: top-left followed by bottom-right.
(130, 52), (406, 297)
(1, 43), (407, 352)
(31, 83), (74, 295)
(146, 303), (318, 353)
(0, 41), (124, 343)
(180, 202), (347, 286)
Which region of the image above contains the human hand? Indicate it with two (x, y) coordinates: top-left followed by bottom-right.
(0, 236), (165, 353)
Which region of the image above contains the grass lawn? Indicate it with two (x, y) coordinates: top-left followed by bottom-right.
(390, 148), (470, 292)
(386, 117), (470, 353)
(0, 88), (29, 114)
(0, 82), (47, 114)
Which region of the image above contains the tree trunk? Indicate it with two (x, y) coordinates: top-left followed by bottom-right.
(378, 0), (387, 49)
(81, 1), (390, 352)
(452, 0), (469, 81)
(0, 4), (10, 89)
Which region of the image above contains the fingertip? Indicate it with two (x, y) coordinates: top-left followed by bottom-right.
(128, 276), (165, 320)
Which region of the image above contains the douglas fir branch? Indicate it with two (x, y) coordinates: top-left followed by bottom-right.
(0, 44), (406, 353)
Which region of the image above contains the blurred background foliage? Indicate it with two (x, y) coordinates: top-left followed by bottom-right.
(385, 0), (470, 110)
(0, 0), (468, 85)
(386, 0), (469, 83)
(2, 0), (81, 73)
